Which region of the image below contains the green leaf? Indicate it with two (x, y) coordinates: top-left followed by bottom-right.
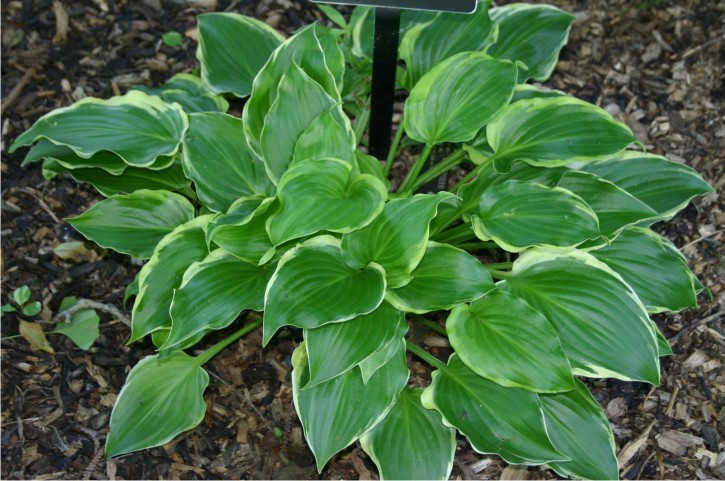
(447, 289), (574, 393)
(183, 112), (272, 212)
(1, 304), (17, 313)
(472, 180), (599, 252)
(13, 285), (31, 306)
(22, 302), (42, 317)
(361, 388), (455, 481)
(556, 170), (657, 238)
(355, 151), (390, 191)
(358, 320), (409, 383)
(421, 354), (565, 464)
(404, 53), (517, 146)
(511, 84), (567, 103)
(162, 31), (183, 47)
(342, 192), (455, 288)
(590, 227), (699, 313)
(130, 216), (212, 344)
(499, 248), (660, 383)
(197, 13), (284, 97)
(133, 73), (229, 113)
(105, 351), (208, 457)
(582, 152), (714, 221)
(292, 108), (356, 165)
(162, 250), (273, 350)
(292, 341), (409, 472)
(399, 0), (497, 89)
(10, 91), (188, 168)
(263, 236), (386, 345)
(386, 241), (493, 313)
(267, 158), (386, 246)
(487, 97), (635, 173)
(206, 196), (275, 264)
(260, 62), (339, 184)
(304, 302), (403, 387)
(67, 189), (195, 259)
(488, 4), (574, 82)
(124, 274), (140, 306)
(317, 4), (347, 29)
(655, 324), (674, 357)
(23, 140), (128, 174)
(540, 379), (618, 480)
(51, 304), (100, 350)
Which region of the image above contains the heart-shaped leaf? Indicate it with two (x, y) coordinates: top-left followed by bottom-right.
(206, 196), (276, 264)
(292, 108), (356, 165)
(447, 289), (574, 393)
(361, 388), (456, 480)
(51, 297), (100, 350)
(105, 351), (208, 457)
(472, 180), (599, 252)
(263, 236), (386, 345)
(67, 189), (196, 259)
(499, 248), (660, 383)
(267, 158), (386, 246)
(197, 13), (284, 97)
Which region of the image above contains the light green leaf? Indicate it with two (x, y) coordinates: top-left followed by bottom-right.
(13, 285), (31, 305)
(399, 0), (497, 89)
(130, 216), (212, 343)
(263, 236), (386, 345)
(499, 248), (660, 383)
(162, 249), (273, 350)
(488, 4), (574, 82)
(582, 151), (714, 221)
(361, 388), (455, 481)
(540, 379), (618, 480)
(556, 170), (657, 237)
(51, 300), (100, 350)
(487, 97), (635, 173)
(318, 4), (347, 29)
(447, 289), (574, 393)
(23, 140), (128, 174)
(133, 73), (229, 113)
(590, 226), (699, 313)
(162, 31), (183, 47)
(292, 108), (356, 165)
(183, 112), (272, 212)
(511, 84), (567, 103)
(10, 91), (188, 167)
(404, 53), (517, 146)
(22, 302), (42, 317)
(342, 192), (455, 288)
(386, 241), (493, 313)
(304, 302), (403, 387)
(292, 341), (409, 472)
(421, 354), (565, 464)
(206, 196), (275, 264)
(358, 320), (409, 383)
(267, 158), (386, 246)
(355, 151), (390, 191)
(472, 180), (599, 252)
(655, 324), (674, 357)
(105, 351), (208, 457)
(67, 189), (195, 259)
(197, 13), (284, 97)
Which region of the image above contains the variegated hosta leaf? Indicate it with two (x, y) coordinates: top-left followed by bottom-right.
(555, 170), (657, 238)
(421, 354), (566, 464)
(43, 159), (190, 197)
(10, 90), (188, 167)
(206, 196), (275, 264)
(342, 192), (455, 288)
(263, 236), (386, 345)
(404, 53), (518, 146)
(105, 352), (208, 457)
(304, 302), (403, 387)
(361, 388), (456, 481)
(162, 249), (273, 350)
(499, 248), (660, 384)
(292, 108), (356, 165)
(487, 96), (635, 173)
(399, 0), (496, 90)
(67, 189), (195, 259)
(24, 139), (128, 174)
(260, 62), (340, 183)
(133, 73), (229, 113)
(590, 226), (700, 313)
(582, 151), (714, 221)
(130, 216), (212, 344)
(182, 112), (273, 212)
(197, 12), (284, 97)
(244, 24), (342, 155)
(447, 289), (574, 393)
(510, 84), (567, 103)
(471, 180), (599, 252)
(267, 158), (386, 246)
(386, 241), (493, 313)
(540, 379), (618, 480)
(356, 151), (390, 191)
(292, 342), (409, 472)
(358, 319), (409, 383)
(488, 4), (575, 82)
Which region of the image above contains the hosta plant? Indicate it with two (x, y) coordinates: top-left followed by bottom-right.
(10, 2), (713, 479)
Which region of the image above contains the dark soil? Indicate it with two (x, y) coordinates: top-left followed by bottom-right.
(1, 0), (723, 479)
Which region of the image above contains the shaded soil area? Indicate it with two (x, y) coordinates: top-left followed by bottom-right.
(1, 0), (723, 479)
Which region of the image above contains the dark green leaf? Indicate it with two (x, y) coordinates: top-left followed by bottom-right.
(206, 196), (275, 264)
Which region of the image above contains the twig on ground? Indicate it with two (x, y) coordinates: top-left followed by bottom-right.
(76, 426), (104, 481)
(670, 310), (723, 345)
(680, 228), (724, 251)
(3, 187), (62, 224)
(681, 34), (724, 59)
(0, 67), (36, 116)
(54, 298), (131, 327)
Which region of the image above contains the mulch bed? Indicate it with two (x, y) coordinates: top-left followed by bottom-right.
(1, 0), (723, 479)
